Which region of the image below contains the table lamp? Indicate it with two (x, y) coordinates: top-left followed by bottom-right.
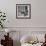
(5, 29), (10, 37)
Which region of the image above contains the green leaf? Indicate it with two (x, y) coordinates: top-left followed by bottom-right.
(3, 16), (6, 17)
(4, 13), (5, 15)
(0, 15), (2, 17)
(1, 25), (3, 28)
(1, 19), (6, 21)
(0, 12), (2, 13)
(0, 21), (1, 23)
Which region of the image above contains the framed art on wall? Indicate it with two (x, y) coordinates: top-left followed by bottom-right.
(16, 4), (31, 19)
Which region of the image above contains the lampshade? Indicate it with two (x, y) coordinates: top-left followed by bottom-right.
(5, 29), (10, 33)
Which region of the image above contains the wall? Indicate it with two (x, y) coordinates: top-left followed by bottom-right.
(0, 0), (46, 27)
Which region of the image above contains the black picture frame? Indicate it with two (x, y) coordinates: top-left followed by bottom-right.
(16, 4), (31, 19)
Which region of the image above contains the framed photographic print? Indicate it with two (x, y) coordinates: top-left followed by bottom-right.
(16, 4), (31, 19)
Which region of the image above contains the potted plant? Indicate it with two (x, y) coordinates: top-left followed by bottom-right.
(0, 11), (6, 28)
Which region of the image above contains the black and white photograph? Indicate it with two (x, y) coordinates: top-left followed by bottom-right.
(16, 4), (31, 19)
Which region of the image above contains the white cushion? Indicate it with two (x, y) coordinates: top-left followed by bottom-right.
(20, 35), (37, 43)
